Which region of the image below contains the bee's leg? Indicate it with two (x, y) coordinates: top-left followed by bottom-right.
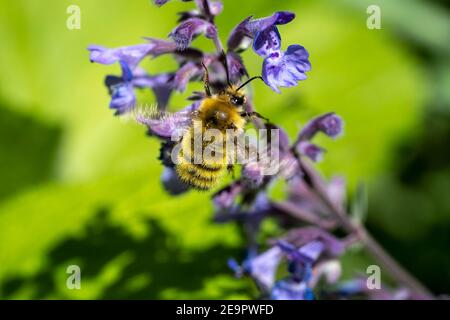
(201, 62), (211, 97)
(241, 111), (270, 123)
(227, 164), (235, 179)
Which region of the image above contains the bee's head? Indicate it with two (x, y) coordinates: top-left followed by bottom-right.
(224, 86), (246, 106)
(215, 51), (263, 107)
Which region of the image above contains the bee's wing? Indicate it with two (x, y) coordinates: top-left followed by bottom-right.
(231, 133), (281, 176)
(133, 104), (195, 139)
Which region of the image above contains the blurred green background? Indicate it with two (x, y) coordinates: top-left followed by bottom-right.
(0, 0), (449, 299)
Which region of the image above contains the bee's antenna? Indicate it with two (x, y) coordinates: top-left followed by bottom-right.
(237, 76), (264, 91)
(219, 50), (232, 88)
(201, 61), (212, 97)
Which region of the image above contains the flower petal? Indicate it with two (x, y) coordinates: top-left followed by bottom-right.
(327, 176), (346, 208)
(169, 18), (217, 50)
(88, 44), (152, 69)
(161, 166), (190, 195)
(137, 103), (198, 138)
(173, 61), (203, 92)
(144, 38), (179, 57)
(298, 241), (324, 262)
(283, 227), (346, 257)
(105, 61), (135, 115)
(310, 260), (342, 287)
(209, 0), (223, 16)
(271, 279), (313, 300)
(249, 247), (283, 290)
(132, 71), (174, 109)
(227, 52), (248, 83)
(227, 12), (294, 52)
(108, 83), (135, 115)
(227, 16), (253, 51)
(296, 141), (325, 162)
(88, 39), (177, 69)
(253, 26), (281, 57)
(297, 112), (344, 141)
(213, 182), (243, 211)
(242, 162), (264, 188)
(262, 44), (311, 93)
(153, 0), (170, 6)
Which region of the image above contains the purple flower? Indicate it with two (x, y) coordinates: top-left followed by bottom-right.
(296, 141), (325, 162)
(262, 43), (311, 93)
(169, 18), (217, 50)
(227, 12), (295, 51)
(227, 11), (310, 92)
(297, 112), (344, 141)
(250, 247), (283, 290)
(105, 61), (136, 115)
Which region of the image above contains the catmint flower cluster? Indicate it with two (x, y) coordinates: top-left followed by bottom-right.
(88, 0), (434, 300)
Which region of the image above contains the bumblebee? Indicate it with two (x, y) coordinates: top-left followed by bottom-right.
(142, 53), (269, 190)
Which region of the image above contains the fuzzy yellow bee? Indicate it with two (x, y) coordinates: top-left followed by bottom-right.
(138, 53), (269, 190)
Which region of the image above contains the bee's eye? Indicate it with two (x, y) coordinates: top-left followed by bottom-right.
(230, 96), (244, 106)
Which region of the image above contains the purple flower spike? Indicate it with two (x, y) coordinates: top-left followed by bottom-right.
(297, 141), (325, 162)
(298, 113), (344, 141)
(262, 44), (311, 93)
(169, 18), (217, 50)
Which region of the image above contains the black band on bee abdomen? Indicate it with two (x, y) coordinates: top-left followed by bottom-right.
(176, 161), (225, 191)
